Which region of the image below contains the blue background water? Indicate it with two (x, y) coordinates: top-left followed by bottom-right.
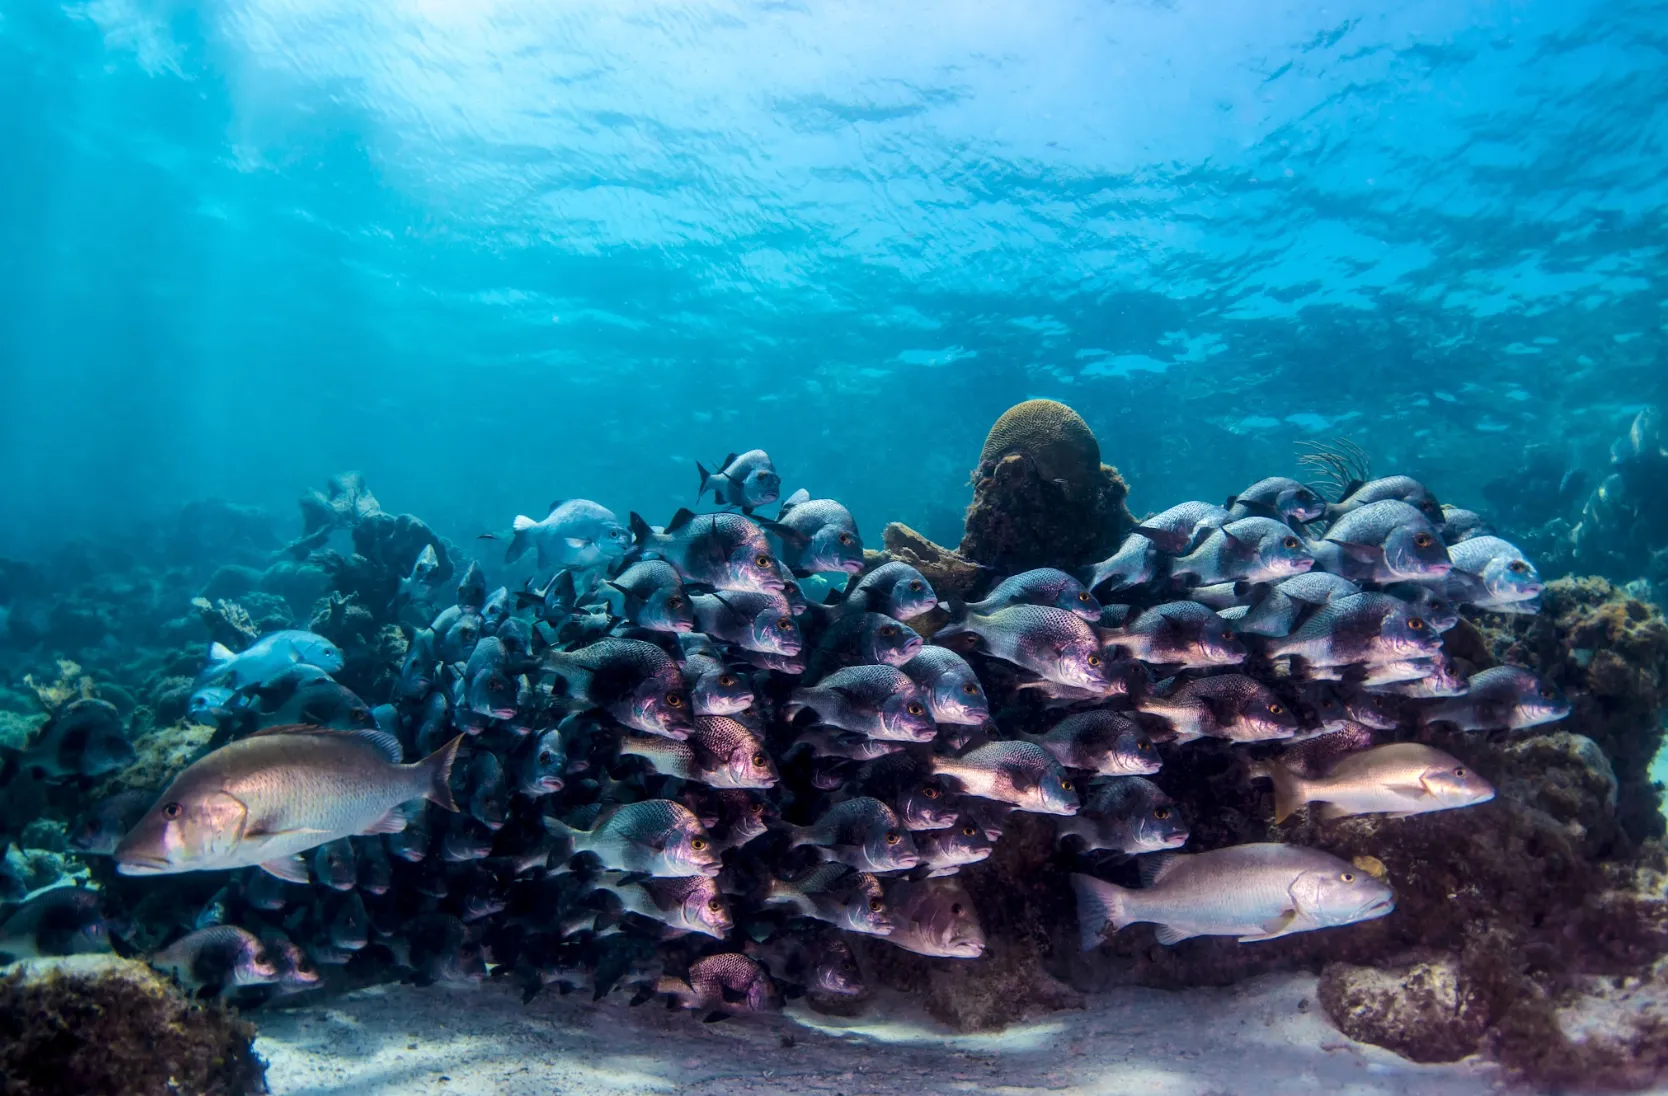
(3, 0), (1665, 558)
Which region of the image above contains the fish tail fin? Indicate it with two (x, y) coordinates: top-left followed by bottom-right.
(1263, 760), (1306, 824)
(420, 734), (464, 811)
(696, 461), (715, 501)
(934, 600), (972, 638)
(628, 512), (655, 548)
(207, 641), (236, 667)
(506, 516), (536, 564)
(1070, 873), (1130, 951)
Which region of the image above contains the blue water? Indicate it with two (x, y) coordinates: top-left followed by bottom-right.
(4, 0), (1665, 557)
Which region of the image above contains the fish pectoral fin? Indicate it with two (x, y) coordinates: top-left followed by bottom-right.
(1238, 908), (1302, 942)
(611, 871), (653, 889)
(719, 985), (750, 1005)
(361, 809), (408, 836)
(1152, 923), (1196, 946)
(1314, 802), (1351, 821)
(245, 825), (331, 840)
(702, 1010), (732, 1024)
(565, 537), (591, 549)
(258, 855), (311, 884)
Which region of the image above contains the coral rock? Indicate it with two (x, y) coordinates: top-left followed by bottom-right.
(1319, 956), (1489, 1062)
(959, 400), (1132, 574)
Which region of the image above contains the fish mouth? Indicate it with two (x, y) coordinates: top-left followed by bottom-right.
(114, 853), (170, 875)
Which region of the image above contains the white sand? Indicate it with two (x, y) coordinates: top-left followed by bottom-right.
(255, 972), (1504, 1096)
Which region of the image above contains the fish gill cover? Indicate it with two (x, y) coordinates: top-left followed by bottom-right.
(1, 0), (1668, 1091)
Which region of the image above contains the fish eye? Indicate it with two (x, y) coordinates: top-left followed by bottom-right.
(1153, 807), (1170, 820)
(950, 902), (963, 915)
(749, 802), (765, 815)
(922, 786), (940, 799)
(755, 554), (773, 568)
(1060, 778), (1073, 791)
(906, 702), (924, 716)
(1221, 629), (1234, 641)
(868, 899), (884, 913)
(1540, 686), (1557, 699)
(666, 692), (685, 708)
(878, 624), (898, 637)
(1282, 536), (1300, 549)
(162, 802), (183, 820)
(1508, 560), (1528, 573)
(776, 618), (794, 631)
(962, 682), (980, 695)
(1453, 767), (1466, 777)
(839, 533), (853, 545)
(1269, 703), (1285, 715)
(707, 898), (723, 911)
(751, 753), (768, 767)
(538, 750), (555, 765)
(1086, 653), (1102, 667)
(1136, 739), (1152, 751)
(1340, 872), (1355, 883)
(690, 837), (708, 852)
(884, 831), (901, 845)
(1414, 533), (1434, 548)
(668, 596), (685, 608)
(961, 825), (977, 836)
(908, 581), (923, 591)
(1077, 591), (1091, 602)
(718, 674), (736, 687)
(1408, 617), (1425, 630)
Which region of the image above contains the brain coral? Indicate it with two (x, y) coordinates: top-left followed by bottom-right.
(977, 399), (1102, 486)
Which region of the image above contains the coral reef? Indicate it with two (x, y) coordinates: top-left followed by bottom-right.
(0, 958), (266, 1096)
(958, 399), (1133, 573)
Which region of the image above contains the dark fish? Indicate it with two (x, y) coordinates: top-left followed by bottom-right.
(150, 925), (279, 992)
(68, 789), (152, 856)
(881, 877), (986, 958)
(1328, 475), (1443, 524)
(1227, 477), (1326, 524)
(396, 628), (440, 701)
(789, 797), (920, 873)
(463, 749), (510, 830)
(440, 814), (496, 862)
(591, 872), (733, 938)
(1420, 666), (1570, 731)
(1318, 500), (1451, 582)
(836, 562), (938, 621)
(1102, 601), (1245, 669)
(939, 604), (1112, 692)
(1034, 711), (1160, 775)
(1086, 534), (1161, 595)
(808, 611), (923, 673)
(744, 926), (862, 997)
(605, 560), (695, 634)
(1136, 674), (1298, 743)
(1172, 518), (1314, 586)
(0, 886), (111, 960)
(3, 698), (134, 782)
(1265, 593), (1441, 668)
(618, 716), (778, 789)
(328, 890), (371, 951)
(629, 509), (785, 594)
(513, 728), (567, 796)
(1130, 501), (1231, 554)
(1382, 582), (1460, 633)
(762, 862), (894, 935)
(1057, 776), (1187, 854)
(914, 816), (994, 876)
(1233, 573), (1360, 638)
(786, 666), (935, 741)
(543, 639), (693, 739)
(794, 725), (908, 761)
(654, 952), (779, 1019)
(900, 646), (989, 726)
(932, 741), (1077, 815)
(770, 489), (865, 575)
(684, 657), (754, 717)
(690, 592), (802, 655)
(386, 801), (433, 863)
(968, 568), (1101, 622)
(1442, 535), (1543, 610)
(546, 799), (719, 877)
(516, 570), (579, 627)
(696, 449), (781, 512)
(312, 838), (357, 891)
(390, 543), (441, 613)
(357, 835), (392, 895)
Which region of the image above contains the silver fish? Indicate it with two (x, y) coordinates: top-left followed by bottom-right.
(1261, 742), (1494, 822)
(931, 741), (1078, 815)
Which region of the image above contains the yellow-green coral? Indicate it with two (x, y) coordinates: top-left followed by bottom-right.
(23, 661), (94, 713)
(976, 398), (1102, 485)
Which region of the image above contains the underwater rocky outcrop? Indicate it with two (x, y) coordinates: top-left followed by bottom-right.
(2, 409), (1668, 1091)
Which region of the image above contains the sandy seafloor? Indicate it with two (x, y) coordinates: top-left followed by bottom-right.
(255, 972), (1510, 1096)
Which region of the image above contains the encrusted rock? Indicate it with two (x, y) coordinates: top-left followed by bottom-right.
(1319, 956), (1489, 1062)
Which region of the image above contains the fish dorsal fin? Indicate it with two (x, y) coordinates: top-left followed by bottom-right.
(720, 453), (738, 470)
(1139, 851), (1182, 887)
(1339, 479), (1365, 501)
(779, 488), (810, 516)
(667, 508), (697, 532)
(259, 855), (311, 884)
(244, 724), (405, 763)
